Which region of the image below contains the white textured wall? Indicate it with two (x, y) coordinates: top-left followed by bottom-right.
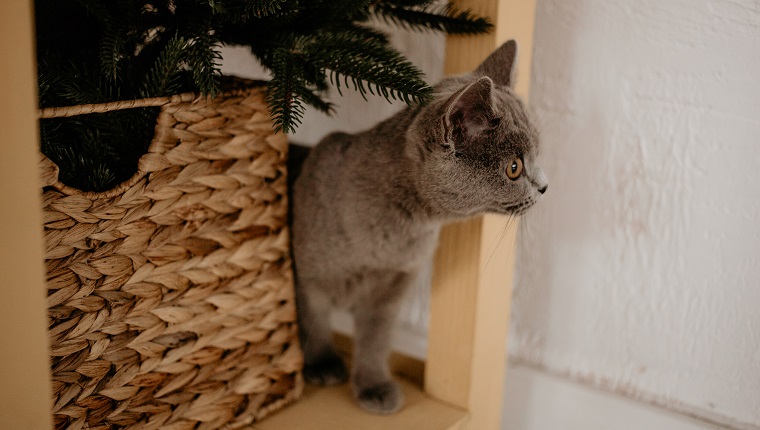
(222, 1), (760, 427)
(513, 0), (760, 428)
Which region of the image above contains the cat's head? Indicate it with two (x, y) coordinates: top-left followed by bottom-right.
(407, 40), (548, 218)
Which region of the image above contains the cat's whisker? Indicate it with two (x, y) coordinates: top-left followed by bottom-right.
(480, 212), (516, 279)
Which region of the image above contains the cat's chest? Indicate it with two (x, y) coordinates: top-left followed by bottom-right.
(353, 220), (440, 271)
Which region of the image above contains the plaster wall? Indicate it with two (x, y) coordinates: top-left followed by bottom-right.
(512, 0), (760, 427)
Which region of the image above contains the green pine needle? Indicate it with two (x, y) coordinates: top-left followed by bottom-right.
(100, 29), (126, 82)
(267, 48), (307, 133)
(209, 0), (287, 19)
(372, 2), (493, 34)
(299, 31), (434, 105)
(142, 34), (190, 97)
(187, 31), (223, 96)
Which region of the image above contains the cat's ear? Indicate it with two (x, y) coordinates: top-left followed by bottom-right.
(443, 76), (496, 144)
(475, 39), (518, 88)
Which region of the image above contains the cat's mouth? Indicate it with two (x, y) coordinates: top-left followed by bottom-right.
(494, 198), (536, 215)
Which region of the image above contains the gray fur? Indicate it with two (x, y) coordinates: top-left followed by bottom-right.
(291, 40), (547, 414)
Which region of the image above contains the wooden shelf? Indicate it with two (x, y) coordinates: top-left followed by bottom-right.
(245, 334), (466, 429)
(247, 374), (468, 430)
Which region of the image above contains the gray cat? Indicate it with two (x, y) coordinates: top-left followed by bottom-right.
(291, 40), (547, 414)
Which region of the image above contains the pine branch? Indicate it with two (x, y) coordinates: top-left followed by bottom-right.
(54, 61), (119, 105)
(302, 0), (374, 25)
(37, 61), (64, 107)
(336, 23), (391, 45)
(186, 30), (223, 96)
(298, 31), (433, 105)
(209, 0), (288, 19)
(141, 34), (190, 97)
(299, 61), (330, 92)
(72, 0), (129, 84)
(267, 48), (307, 133)
(68, 0), (115, 27)
(100, 28), (127, 82)
(296, 85), (335, 115)
(372, 2), (493, 34)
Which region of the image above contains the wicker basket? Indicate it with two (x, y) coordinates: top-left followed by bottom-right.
(39, 80), (303, 430)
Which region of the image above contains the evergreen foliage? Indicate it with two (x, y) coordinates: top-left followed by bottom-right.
(36, 0), (491, 191)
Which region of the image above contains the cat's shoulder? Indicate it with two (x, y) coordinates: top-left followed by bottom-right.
(309, 130), (367, 167)
(316, 131), (353, 150)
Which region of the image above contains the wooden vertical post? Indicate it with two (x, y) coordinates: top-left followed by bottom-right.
(424, 1), (537, 429)
(0, 2), (54, 429)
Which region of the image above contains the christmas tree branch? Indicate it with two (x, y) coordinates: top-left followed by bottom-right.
(372, 2), (493, 34)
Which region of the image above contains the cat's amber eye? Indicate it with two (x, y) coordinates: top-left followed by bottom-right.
(506, 157), (523, 180)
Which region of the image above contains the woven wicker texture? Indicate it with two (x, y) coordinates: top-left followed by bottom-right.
(41, 83), (303, 430)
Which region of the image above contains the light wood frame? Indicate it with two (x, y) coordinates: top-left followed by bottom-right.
(426, 1), (537, 428)
(0, 2), (55, 429)
(0, 0), (535, 429)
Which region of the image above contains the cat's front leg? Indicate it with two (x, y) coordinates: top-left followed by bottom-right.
(350, 273), (411, 414)
(296, 281), (348, 386)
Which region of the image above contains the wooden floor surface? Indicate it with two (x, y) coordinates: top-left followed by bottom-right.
(248, 375), (468, 430)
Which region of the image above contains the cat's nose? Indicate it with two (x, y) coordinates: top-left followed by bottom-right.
(533, 168), (548, 195)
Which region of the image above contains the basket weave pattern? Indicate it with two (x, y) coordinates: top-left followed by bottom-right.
(41, 85), (303, 430)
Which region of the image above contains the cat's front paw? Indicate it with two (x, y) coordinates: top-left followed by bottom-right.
(303, 354), (348, 386)
(353, 380), (404, 415)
